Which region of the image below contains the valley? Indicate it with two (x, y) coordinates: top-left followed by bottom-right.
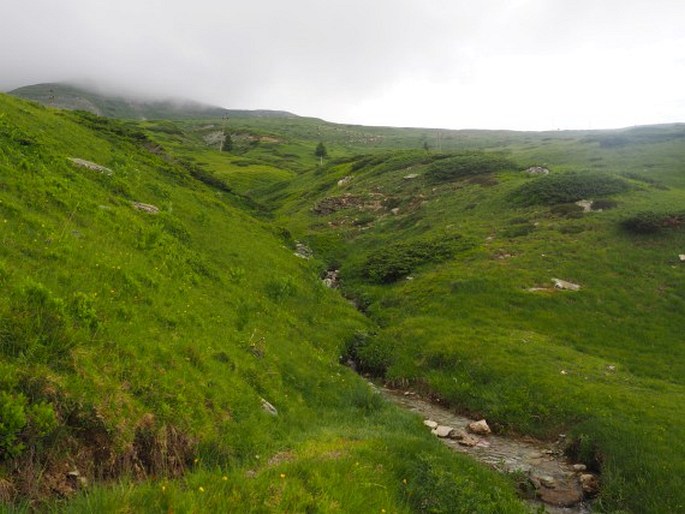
(0, 89), (683, 513)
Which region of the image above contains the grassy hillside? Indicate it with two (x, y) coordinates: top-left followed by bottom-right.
(0, 95), (529, 512)
(136, 112), (685, 512)
(249, 139), (684, 512)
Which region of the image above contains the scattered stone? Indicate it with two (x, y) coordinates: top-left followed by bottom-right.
(552, 278), (581, 291)
(447, 428), (467, 440)
(560, 370), (568, 375)
(260, 398), (278, 416)
(538, 475), (556, 488)
(337, 176), (352, 186)
(525, 166), (550, 175)
(475, 439), (491, 448)
(68, 157), (113, 175)
(403, 173), (419, 180)
(391, 207), (400, 215)
(423, 419), (438, 429)
(580, 473), (600, 496)
(536, 481), (584, 508)
(313, 193), (387, 215)
(575, 199), (593, 212)
(66, 469), (87, 488)
(679, 254), (685, 262)
(457, 434), (480, 447)
(405, 276), (414, 281)
(322, 269), (339, 288)
(431, 425), (454, 438)
(132, 202), (160, 214)
(467, 419), (491, 435)
(294, 242), (313, 259)
(607, 365), (616, 372)
(572, 464), (587, 472)
(527, 287), (553, 292)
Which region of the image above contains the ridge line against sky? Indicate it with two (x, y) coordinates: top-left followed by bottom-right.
(1, 0), (684, 131)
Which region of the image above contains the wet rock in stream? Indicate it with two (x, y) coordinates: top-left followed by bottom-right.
(379, 386), (594, 513)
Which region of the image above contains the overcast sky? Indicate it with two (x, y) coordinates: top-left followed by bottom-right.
(1, 0), (684, 130)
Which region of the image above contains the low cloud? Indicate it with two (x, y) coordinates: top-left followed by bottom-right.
(1, 0), (684, 129)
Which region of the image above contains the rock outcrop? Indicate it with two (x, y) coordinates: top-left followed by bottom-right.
(467, 419), (492, 435)
(69, 157), (112, 175)
(552, 278), (581, 291)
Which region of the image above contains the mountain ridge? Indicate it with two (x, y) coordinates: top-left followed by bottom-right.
(8, 82), (298, 120)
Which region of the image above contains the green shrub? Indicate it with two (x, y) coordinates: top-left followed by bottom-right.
(265, 276), (297, 302)
(513, 172), (630, 205)
(501, 223), (536, 238)
(550, 203), (585, 218)
(363, 234), (466, 283)
(341, 331), (391, 376)
(0, 284), (75, 366)
(621, 211), (685, 234)
(591, 199), (618, 210)
(0, 391), (27, 458)
(69, 292), (99, 332)
(426, 152), (514, 182)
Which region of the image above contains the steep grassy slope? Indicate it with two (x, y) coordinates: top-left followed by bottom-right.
(256, 139), (685, 513)
(0, 95), (528, 512)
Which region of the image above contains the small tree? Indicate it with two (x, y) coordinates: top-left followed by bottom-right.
(221, 131), (233, 152)
(315, 142), (328, 165)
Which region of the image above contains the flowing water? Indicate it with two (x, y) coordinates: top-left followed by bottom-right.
(378, 386), (594, 513)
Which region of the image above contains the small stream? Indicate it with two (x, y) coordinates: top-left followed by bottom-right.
(378, 386), (595, 514)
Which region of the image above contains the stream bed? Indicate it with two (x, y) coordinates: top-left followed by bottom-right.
(378, 386), (595, 513)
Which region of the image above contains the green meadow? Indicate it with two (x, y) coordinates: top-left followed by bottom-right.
(1, 91), (684, 512)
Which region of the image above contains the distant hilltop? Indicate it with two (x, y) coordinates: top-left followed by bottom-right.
(8, 82), (298, 120)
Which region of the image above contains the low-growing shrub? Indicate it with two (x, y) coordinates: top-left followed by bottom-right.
(621, 211), (685, 234)
(341, 331), (391, 376)
(559, 225), (585, 235)
(550, 203), (584, 218)
(513, 172), (630, 205)
(426, 152), (515, 183)
(501, 223), (536, 238)
(0, 284), (76, 367)
(265, 276), (297, 302)
(622, 172), (668, 190)
(0, 392), (57, 459)
(591, 199), (618, 210)
(363, 234), (467, 283)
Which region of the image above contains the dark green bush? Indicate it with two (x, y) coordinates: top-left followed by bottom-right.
(0, 392), (57, 459)
(363, 234), (466, 283)
(621, 211), (685, 234)
(426, 152), (515, 183)
(550, 203), (584, 218)
(591, 199), (618, 210)
(513, 172), (630, 205)
(341, 331), (391, 376)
